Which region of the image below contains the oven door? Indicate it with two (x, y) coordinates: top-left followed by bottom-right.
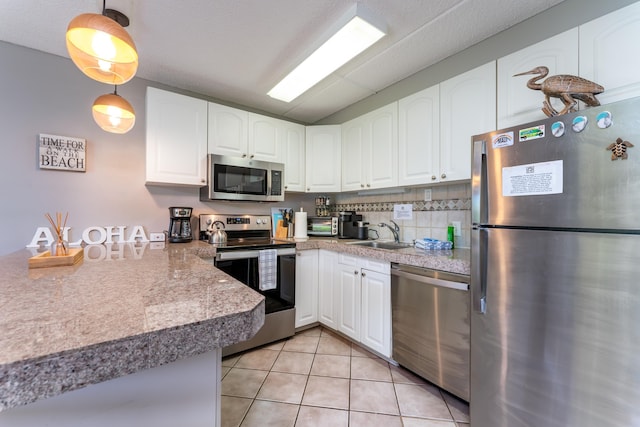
(214, 247), (295, 313)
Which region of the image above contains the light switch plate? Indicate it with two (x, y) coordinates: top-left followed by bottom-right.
(150, 232), (166, 242)
(424, 189), (432, 201)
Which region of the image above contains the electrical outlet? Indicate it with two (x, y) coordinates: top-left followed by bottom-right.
(150, 232), (166, 242)
(424, 189), (432, 201)
(451, 221), (461, 236)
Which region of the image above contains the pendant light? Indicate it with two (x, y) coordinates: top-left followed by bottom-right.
(66, 1), (138, 85)
(92, 86), (135, 134)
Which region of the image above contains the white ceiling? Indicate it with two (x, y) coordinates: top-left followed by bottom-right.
(0, 0), (565, 124)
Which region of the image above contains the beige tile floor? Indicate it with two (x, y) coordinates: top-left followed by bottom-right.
(221, 326), (470, 427)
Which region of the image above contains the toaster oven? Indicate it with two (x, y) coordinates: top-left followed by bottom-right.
(307, 216), (338, 236)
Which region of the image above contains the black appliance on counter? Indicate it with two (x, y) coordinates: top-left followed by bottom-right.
(199, 214), (296, 356)
(168, 207), (193, 243)
(338, 211), (368, 239)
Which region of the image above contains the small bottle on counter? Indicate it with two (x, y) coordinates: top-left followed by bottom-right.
(447, 225), (455, 249)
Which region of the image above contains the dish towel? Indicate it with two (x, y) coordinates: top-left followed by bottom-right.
(258, 249), (278, 291)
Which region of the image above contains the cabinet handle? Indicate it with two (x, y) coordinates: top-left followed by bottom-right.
(307, 187), (311, 191)
(361, 184), (365, 188)
(366, 184), (370, 187)
(441, 173), (447, 179)
(250, 154), (254, 159)
(354, 270), (358, 275)
(201, 179), (205, 183)
(242, 153), (247, 158)
(361, 272), (366, 277)
(431, 175), (437, 180)
(285, 186), (288, 189)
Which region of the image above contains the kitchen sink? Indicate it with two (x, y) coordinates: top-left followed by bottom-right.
(347, 241), (413, 250)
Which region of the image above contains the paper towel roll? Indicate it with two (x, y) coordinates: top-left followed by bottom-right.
(294, 210), (307, 240)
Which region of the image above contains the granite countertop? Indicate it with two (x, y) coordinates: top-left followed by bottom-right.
(294, 238), (471, 276)
(0, 243), (264, 411)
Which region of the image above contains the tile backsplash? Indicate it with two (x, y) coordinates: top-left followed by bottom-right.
(333, 183), (471, 248)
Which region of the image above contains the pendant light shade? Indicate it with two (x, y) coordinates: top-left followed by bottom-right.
(66, 12), (138, 85)
(92, 89), (135, 134)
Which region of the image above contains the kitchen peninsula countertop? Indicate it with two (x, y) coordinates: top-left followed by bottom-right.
(0, 243), (264, 411)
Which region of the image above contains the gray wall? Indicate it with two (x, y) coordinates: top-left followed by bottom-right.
(0, 42), (314, 255)
(318, 0), (639, 124)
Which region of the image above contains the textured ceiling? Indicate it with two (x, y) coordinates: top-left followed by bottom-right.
(0, 0), (565, 123)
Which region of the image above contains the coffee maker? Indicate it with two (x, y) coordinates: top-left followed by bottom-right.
(338, 211), (368, 239)
(168, 207), (193, 243)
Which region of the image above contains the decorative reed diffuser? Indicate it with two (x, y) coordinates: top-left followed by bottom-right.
(45, 212), (69, 256)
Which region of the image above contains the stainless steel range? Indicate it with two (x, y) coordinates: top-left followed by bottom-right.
(199, 214), (296, 356)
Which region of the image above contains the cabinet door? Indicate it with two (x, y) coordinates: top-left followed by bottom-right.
(336, 257), (361, 341)
(145, 87), (208, 186)
(207, 103), (248, 157)
(368, 103), (398, 189)
(341, 116), (366, 191)
(360, 269), (391, 358)
(398, 84), (440, 186)
(305, 125), (342, 192)
(440, 61), (496, 182)
(497, 29), (579, 129)
(295, 250), (318, 328)
(579, 2), (640, 106)
(248, 114), (282, 162)
(318, 250), (338, 329)
(282, 122), (306, 192)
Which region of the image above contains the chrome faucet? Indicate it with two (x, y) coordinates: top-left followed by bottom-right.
(377, 220), (400, 243)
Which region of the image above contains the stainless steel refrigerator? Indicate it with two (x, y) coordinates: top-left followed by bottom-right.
(471, 96), (640, 427)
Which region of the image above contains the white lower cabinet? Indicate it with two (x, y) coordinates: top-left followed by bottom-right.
(317, 250), (338, 329)
(305, 249), (392, 357)
(334, 253), (392, 357)
(335, 256), (361, 342)
(360, 267), (392, 357)
(295, 249), (318, 328)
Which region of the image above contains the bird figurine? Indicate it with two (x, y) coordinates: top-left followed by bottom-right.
(514, 66), (604, 117)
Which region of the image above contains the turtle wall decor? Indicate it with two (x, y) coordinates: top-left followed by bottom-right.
(514, 66), (604, 117)
(606, 138), (634, 160)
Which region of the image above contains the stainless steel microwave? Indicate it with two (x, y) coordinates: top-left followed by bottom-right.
(200, 154), (285, 202)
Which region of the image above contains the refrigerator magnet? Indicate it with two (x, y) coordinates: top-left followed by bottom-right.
(572, 116), (588, 132)
(606, 138), (634, 160)
(551, 121), (565, 137)
(596, 111), (613, 129)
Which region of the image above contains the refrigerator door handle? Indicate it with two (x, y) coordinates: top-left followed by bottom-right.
(471, 139), (487, 226)
(471, 227), (488, 314)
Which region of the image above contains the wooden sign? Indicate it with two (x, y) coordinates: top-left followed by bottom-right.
(38, 133), (86, 172)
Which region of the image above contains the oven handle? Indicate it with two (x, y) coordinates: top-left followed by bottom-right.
(215, 247), (296, 261)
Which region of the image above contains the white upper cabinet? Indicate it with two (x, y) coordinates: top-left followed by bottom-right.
(281, 121), (306, 192)
(497, 29), (579, 129)
(440, 61), (496, 182)
(305, 125), (342, 192)
(145, 87), (208, 186)
(579, 2), (640, 106)
(207, 104), (281, 162)
(342, 103), (398, 192)
(398, 84), (440, 186)
(207, 103), (248, 157)
(247, 113), (282, 162)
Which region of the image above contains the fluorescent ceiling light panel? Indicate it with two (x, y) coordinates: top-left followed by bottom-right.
(268, 14), (385, 102)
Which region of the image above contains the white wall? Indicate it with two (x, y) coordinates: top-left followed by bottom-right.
(0, 42), (314, 255)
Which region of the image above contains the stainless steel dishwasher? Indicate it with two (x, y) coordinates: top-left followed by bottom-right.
(391, 263), (470, 401)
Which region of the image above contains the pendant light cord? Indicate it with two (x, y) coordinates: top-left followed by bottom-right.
(102, 0), (106, 15)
